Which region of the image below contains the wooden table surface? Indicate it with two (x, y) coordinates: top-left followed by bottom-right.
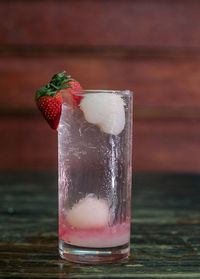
(0, 172), (200, 278)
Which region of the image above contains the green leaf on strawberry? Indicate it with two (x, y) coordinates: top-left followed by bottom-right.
(35, 71), (73, 100)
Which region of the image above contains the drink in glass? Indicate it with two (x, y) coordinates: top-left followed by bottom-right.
(58, 90), (133, 264)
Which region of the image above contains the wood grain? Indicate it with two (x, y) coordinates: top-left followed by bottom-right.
(0, 1), (200, 48)
(0, 172), (200, 277)
(1, 55), (200, 109)
(135, 118), (200, 173)
(0, 116), (57, 170)
(0, 116), (199, 173)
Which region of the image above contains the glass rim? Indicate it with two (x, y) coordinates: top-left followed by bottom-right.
(72, 90), (133, 97)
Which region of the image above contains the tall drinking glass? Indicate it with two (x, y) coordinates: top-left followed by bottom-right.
(58, 90), (133, 264)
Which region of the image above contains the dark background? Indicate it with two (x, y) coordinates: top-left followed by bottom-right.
(0, 0), (200, 173)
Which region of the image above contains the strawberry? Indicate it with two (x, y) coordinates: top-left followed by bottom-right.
(36, 93), (62, 130)
(59, 79), (83, 107)
(66, 80), (83, 105)
(35, 71), (83, 130)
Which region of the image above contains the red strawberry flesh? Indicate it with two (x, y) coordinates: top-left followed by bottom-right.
(36, 93), (62, 130)
(68, 80), (83, 105)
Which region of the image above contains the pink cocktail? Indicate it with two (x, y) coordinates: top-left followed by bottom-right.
(58, 90), (133, 264)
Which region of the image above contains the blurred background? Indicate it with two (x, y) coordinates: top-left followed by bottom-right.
(0, 0), (199, 173)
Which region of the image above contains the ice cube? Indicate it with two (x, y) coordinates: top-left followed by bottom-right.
(80, 93), (125, 135)
(66, 194), (109, 229)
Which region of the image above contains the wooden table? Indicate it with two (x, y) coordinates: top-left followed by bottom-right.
(0, 172), (200, 278)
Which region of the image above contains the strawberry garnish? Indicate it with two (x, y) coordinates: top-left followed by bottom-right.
(35, 71), (83, 130)
(36, 93), (62, 130)
(65, 80), (83, 105)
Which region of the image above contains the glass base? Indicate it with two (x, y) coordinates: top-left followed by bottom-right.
(59, 239), (130, 264)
